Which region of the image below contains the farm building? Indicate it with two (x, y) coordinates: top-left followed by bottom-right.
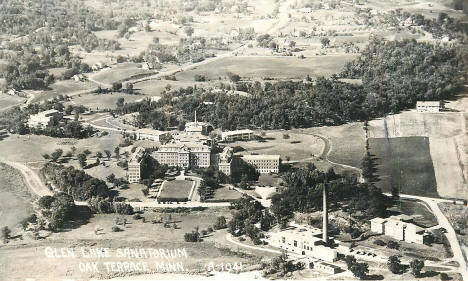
(416, 101), (443, 112)
(27, 109), (60, 128)
(370, 215), (429, 244)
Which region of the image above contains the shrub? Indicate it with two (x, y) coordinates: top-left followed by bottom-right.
(184, 231), (201, 242)
(112, 226), (122, 232)
(387, 241), (400, 249)
(214, 216), (227, 230)
(133, 214), (142, 220)
(374, 239), (386, 246)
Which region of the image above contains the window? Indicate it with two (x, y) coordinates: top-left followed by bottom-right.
(282, 237), (285, 243)
(294, 240), (297, 247)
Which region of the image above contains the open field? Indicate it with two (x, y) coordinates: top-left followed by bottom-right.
(159, 180), (193, 202)
(235, 131), (324, 161)
(368, 111), (468, 199)
(30, 80), (96, 102)
(369, 137), (438, 197)
(175, 55), (357, 81)
(133, 79), (204, 98)
(0, 94), (26, 112)
(68, 92), (144, 110)
(302, 122), (366, 168)
(88, 63), (152, 85)
(0, 163), (35, 229)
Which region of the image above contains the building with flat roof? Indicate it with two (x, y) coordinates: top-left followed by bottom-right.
(136, 128), (171, 142)
(416, 101), (443, 112)
(218, 146), (234, 175)
(241, 154), (280, 173)
(266, 224), (338, 263)
(370, 215), (428, 244)
(154, 142), (211, 169)
(128, 147), (145, 183)
(27, 109), (60, 128)
(221, 129), (254, 142)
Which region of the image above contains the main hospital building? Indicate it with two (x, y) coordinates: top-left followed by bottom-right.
(129, 119), (280, 182)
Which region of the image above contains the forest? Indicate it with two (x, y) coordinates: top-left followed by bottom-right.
(41, 163), (113, 201)
(115, 38), (466, 130)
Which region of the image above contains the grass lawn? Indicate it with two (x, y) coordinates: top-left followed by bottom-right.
(159, 180), (193, 202)
(0, 163), (35, 229)
(235, 131), (324, 161)
(207, 186), (243, 202)
(133, 79), (204, 98)
(257, 174), (283, 187)
(175, 55), (356, 81)
(395, 199), (438, 228)
(369, 137), (438, 197)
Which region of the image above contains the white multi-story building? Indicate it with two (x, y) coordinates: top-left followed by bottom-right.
(127, 147), (145, 183)
(416, 101), (443, 112)
(221, 129), (254, 142)
(370, 215), (428, 244)
(241, 154), (280, 173)
(28, 109), (60, 128)
(218, 146), (234, 175)
(154, 142), (211, 169)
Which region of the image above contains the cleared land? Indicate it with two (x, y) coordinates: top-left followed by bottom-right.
(369, 137), (438, 197)
(133, 79), (204, 98)
(397, 199), (438, 228)
(88, 63), (152, 85)
(68, 92), (144, 110)
(175, 55), (357, 81)
(30, 80), (96, 102)
(0, 163), (35, 229)
(0, 94), (26, 112)
(159, 180), (193, 202)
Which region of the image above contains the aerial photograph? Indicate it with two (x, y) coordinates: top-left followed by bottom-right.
(0, 0), (467, 280)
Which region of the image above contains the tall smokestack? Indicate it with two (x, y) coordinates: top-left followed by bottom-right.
(322, 184), (328, 244)
(195, 110), (197, 126)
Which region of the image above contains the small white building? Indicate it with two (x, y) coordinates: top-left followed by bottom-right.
(221, 129), (254, 142)
(416, 101), (443, 113)
(136, 128), (171, 142)
(370, 215), (429, 244)
(27, 109), (60, 128)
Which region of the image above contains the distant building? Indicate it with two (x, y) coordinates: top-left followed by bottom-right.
(72, 74), (85, 81)
(136, 128), (171, 142)
(416, 101), (443, 113)
(221, 129), (254, 142)
(370, 215), (429, 244)
(154, 142), (211, 169)
(91, 62), (107, 71)
(141, 61), (155, 70)
(27, 109), (60, 128)
(241, 154), (280, 173)
(127, 147), (145, 183)
(218, 146), (234, 175)
(173, 132), (211, 146)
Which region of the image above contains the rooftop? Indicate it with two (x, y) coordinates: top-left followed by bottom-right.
(416, 101), (442, 106)
(221, 129), (254, 136)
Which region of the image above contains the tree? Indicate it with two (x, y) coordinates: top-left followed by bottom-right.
(116, 97), (125, 108)
(42, 153), (50, 160)
(114, 147), (120, 160)
(104, 150), (111, 159)
(51, 149), (63, 162)
(184, 26), (194, 37)
(1, 226), (11, 243)
(350, 262), (369, 279)
(387, 255), (403, 274)
(107, 173), (116, 184)
(77, 153), (87, 168)
(112, 82), (123, 91)
(344, 255), (357, 268)
(96, 152), (103, 158)
(320, 37), (330, 48)
(410, 259), (424, 277)
(214, 216), (227, 230)
(83, 149), (92, 156)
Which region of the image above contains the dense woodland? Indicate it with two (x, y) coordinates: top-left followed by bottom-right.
(0, 0), (121, 90)
(115, 37), (466, 130)
(270, 165), (390, 227)
(41, 163), (113, 201)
